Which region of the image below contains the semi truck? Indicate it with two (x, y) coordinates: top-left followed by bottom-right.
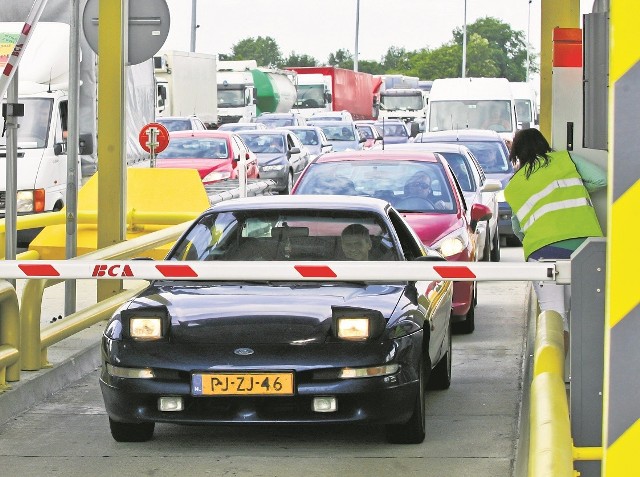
(216, 61), (297, 125)
(154, 50), (217, 128)
(377, 74), (428, 129)
(0, 19), (155, 238)
(286, 66), (382, 120)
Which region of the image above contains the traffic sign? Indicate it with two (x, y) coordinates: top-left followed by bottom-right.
(82, 0), (171, 65)
(139, 122), (170, 154)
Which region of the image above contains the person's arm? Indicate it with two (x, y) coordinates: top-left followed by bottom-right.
(511, 214), (525, 243)
(569, 153), (607, 193)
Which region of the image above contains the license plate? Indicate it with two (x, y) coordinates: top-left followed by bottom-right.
(192, 372), (294, 396)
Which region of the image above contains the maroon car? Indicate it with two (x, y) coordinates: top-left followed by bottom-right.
(291, 150), (492, 333)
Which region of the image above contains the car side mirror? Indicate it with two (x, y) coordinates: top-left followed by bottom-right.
(79, 133), (94, 155)
(289, 147), (300, 154)
(409, 122), (420, 137)
(53, 142), (66, 156)
(469, 203), (493, 231)
(480, 179), (503, 193)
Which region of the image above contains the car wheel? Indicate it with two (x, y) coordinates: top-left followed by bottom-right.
(490, 229), (501, 262)
(482, 224), (491, 262)
(428, 321), (452, 390)
(109, 417), (155, 442)
(385, 358), (426, 444)
(453, 290), (475, 334)
(280, 170), (293, 195)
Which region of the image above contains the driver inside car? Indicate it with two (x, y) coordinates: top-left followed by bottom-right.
(404, 172), (446, 210)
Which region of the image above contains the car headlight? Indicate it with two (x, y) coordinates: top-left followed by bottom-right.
(123, 308), (169, 341)
(202, 170), (231, 183)
(130, 317), (163, 340)
(337, 317), (370, 340)
(17, 189), (45, 213)
(332, 308), (385, 341)
(261, 165), (285, 171)
(495, 190), (506, 202)
(433, 228), (469, 258)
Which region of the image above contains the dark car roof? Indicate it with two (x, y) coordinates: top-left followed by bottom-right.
(307, 120), (355, 127)
(311, 150), (440, 165)
(416, 129), (505, 142)
(384, 142), (472, 154)
(165, 130), (235, 139)
(207, 194), (391, 214)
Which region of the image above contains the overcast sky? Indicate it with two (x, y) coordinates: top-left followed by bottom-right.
(161, 0), (596, 64)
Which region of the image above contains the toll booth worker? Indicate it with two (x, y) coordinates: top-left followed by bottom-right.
(504, 128), (607, 352)
(340, 224), (372, 261)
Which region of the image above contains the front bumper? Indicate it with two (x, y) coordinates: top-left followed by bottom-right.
(258, 169), (287, 191)
(100, 337), (421, 426)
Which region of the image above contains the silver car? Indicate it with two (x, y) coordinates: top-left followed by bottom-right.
(307, 120), (366, 152)
(280, 125), (334, 160)
(238, 130), (310, 194)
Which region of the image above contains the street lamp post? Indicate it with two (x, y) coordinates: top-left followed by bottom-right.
(354, 0), (360, 71)
(526, 0), (532, 82)
(190, 0), (197, 52)
(461, 0), (467, 78)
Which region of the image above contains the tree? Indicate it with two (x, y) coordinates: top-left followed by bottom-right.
(452, 17), (531, 81)
(357, 60), (386, 75)
(328, 49), (353, 69)
(283, 52), (318, 67)
(381, 46), (411, 73)
(230, 36), (282, 68)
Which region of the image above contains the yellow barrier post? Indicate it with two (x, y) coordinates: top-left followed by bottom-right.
(0, 280), (20, 386)
(533, 310), (566, 377)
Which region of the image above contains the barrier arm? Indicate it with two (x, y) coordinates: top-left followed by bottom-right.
(0, 260), (571, 283)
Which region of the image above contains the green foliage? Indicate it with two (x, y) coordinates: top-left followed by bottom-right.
(284, 52), (318, 67)
(230, 36), (282, 68)
(226, 17), (538, 81)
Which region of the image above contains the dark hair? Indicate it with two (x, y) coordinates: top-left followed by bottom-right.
(509, 128), (552, 178)
(342, 223), (370, 238)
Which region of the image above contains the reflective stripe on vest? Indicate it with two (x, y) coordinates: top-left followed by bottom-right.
(514, 178), (584, 220)
(521, 197), (593, 232)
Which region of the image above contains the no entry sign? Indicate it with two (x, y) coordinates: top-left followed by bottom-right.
(139, 122), (170, 155)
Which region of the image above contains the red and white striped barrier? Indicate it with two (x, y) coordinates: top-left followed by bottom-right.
(0, 260), (571, 284)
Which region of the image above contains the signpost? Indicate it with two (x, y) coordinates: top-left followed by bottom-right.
(139, 122), (170, 167)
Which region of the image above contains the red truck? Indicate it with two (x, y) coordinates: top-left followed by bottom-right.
(286, 66), (382, 120)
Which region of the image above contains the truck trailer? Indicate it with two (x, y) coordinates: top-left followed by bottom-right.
(154, 50), (217, 128)
(286, 66), (382, 121)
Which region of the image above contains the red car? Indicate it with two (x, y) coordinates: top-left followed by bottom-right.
(291, 150), (492, 333)
(155, 130), (259, 184)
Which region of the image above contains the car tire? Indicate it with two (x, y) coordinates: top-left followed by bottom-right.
(385, 359), (426, 444)
(490, 229), (501, 262)
(428, 322), (452, 390)
(453, 290), (475, 334)
(280, 171), (293, 195)
(109, 418), (155, 442)
(482, 224), (491, 262)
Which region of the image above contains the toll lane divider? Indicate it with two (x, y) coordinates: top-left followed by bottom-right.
(0, 260), (571, 283)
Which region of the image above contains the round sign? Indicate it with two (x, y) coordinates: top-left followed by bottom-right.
(139, 122), (170, 154)
(83, 0), (171, 65)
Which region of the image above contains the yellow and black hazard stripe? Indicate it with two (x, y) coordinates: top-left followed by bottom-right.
(603, 1), (640, 474)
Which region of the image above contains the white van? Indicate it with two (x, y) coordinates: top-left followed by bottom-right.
(426, 77), (517, 141)
(509, 81), (539, 129)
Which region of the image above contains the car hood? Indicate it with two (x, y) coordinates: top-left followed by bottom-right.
(400, 212), (465, 246)
(155, 158), (231, 179)
(329, 141), (361, 152)
(125, 282), (404, 344)
(256, 153), (287, 165)
(383, 136), (410, 144)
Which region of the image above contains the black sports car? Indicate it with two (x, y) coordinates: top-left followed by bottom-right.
(100, 196), (453, 444)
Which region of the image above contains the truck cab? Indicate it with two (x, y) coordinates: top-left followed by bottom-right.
(290, 73), (332, 119)
(217, 60), (258, 125)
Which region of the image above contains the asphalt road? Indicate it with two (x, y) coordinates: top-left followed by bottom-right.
(0, 247), (529, 477)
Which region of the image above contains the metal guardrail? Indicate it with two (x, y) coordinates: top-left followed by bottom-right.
(528, 310), (603, 476)
(0, 281), (20, 389)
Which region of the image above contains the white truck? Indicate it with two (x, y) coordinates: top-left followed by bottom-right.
(0, 20), (155, 239)
(426, 77), (518, 141)
(216, 60), (258, 124)
(377, 75), (428, 130)
(154, 50), (217, 128)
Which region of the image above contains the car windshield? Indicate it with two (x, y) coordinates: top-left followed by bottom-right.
(378, 123), (407, 137)
(0, 98), (52, 149)
(157, 119), (192, 132)
(357, 126), (373, 139)
(217, 89), (245, 107)
(157, 137), (229, 159)
(239, 134), (285, 154)
(256, 118), (294, 127)
(319, 125), (355, 141)
(428, 99), (511, 132)
(456, 141), (511, 174)
(438, 152), (475, 192)
(291, 130), (319, 146)
(168, 209), (398, 261)
(295, 160), (457, 213)
(380, 93), (423, 111)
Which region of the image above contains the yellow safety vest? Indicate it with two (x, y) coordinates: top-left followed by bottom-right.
(504, 151), (602, 259)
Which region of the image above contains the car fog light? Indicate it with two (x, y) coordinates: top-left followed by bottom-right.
(313, 396), (337, 413)
(106, 363), (154, 379)
(339, 364), (399, 378)
(158, 396), (184, 412)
